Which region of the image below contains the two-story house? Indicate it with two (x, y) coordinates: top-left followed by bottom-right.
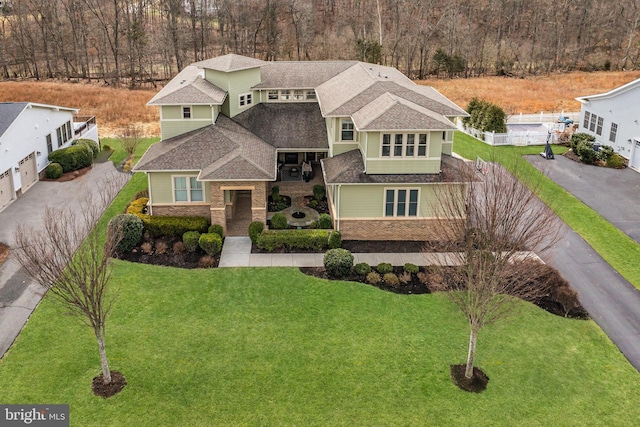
(134, 54), (468, 240)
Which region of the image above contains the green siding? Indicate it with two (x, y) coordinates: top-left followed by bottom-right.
(442, 142), (453, 155)
(161, 120), (211, 140)
(429, 131), (443, 157)
(193, 105), (213, 119)
(366, 132), (381, 158)
(162, 106), (181, 120)
(149, 172), (210, 203)
(366, 158), (441, 174)
(333, 144), (359, 156)
(337, 184), (447, 219)
(204, 69), (231, 92)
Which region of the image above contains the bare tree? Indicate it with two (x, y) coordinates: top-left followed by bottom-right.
(12, 173), (128, 395)
(435, 158), (561, 390)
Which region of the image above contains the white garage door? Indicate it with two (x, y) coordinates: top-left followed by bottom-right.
(19, 152), (38, 192)
(0, 169), (13, 210)
(631, 140), (640, 171)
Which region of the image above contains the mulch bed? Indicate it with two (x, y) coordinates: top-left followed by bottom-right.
(40, 165), (92, 182)
(92, 371), (127, 398)
(252, 240), (455, 254)
(0, 242), (9, 268)
(450, 364), (489, 393)
(116, 236), (220, 268)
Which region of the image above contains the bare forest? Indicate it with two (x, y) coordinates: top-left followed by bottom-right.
(1, 0), (640, 86)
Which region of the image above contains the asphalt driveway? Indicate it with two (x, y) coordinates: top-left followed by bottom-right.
(528, 155), (640, 371)
(0, 162), (128, 358)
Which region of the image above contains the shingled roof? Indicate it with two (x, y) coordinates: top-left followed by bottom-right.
(0, 102), (27, 138)
(148, 66), (227, 106)
(193, 54), (265, 72)
(321, 149), (472, 184)
(254, 61), (356, 89)
(233, 103), (329, 150)
(134, 115), (276, 181)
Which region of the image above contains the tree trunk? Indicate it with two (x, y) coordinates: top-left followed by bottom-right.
(465, 328), (477, 379)
(95, 328), (111, 384)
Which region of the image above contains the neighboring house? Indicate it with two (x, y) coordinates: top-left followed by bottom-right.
(135, 54), (469, 240)
(576, 79), (640, 170)
(0, 102), (99, 212)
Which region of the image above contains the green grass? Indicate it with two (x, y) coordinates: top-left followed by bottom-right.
(1, 264), (639, 426)
(454, 131), (640, 288)
(101, 136), (159, 166)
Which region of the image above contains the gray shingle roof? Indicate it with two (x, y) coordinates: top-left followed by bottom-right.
(0, 102), (28, 138)
(232, 103), (328, 150)
(321, 149), (471, 184)
(351, 94), (457, 131)
(134, 115), (276, 181)
(193, 54), (265, 72)
(148, 66), (227, 106)
(253, 61), (356, 89)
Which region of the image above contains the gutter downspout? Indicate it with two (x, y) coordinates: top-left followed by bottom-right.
(336, 184), (341, 231)
(147, 173), (153, 215)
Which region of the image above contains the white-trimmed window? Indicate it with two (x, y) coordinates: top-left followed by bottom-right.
(381, 133), (428, 157)
(46, 134), (53, 154)
(173, 176), (203, 202)
(293, 90), (304, 100)
(385, 188), (419, 217)
(583, 111), (591, 129)
(610, 123), (618, 143)
(182, 106), (191, 119)
(589, 113), (597, 132)
(66, 120), (72, 140)
(268, 90), (278, 100)
(341, 120), (354, 141)
(280, 90), (291, 101)
(596, 116), (604, 136)
(239, 93), (253, 108)
(305, 90), (316, 100)
(56, 122), (71, 146)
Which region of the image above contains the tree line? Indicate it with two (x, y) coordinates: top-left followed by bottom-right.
(1, 0), (639, 86)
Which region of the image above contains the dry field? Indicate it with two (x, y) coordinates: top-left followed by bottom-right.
(2, 70), (640, 138)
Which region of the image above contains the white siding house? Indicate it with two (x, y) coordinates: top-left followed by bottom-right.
(576, 79), (640, 171)
(0, 102), (98, 212)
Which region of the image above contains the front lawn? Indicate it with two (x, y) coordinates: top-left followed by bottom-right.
(0, 264), (639, 426)
(101, 136), (159, 166)
(454, 131), (640, 289)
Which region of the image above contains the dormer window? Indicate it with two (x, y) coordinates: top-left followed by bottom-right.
(182, 107), (191, 119)
(239, 93), (253, 108)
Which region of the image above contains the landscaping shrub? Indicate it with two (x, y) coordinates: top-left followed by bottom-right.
(313, 184), (326, 201)
(270, 213), (288, 230)
(198, 255), (215, 268)
(606, 153), (625, 168)
(155, 240), (169, 255)
(404, 263), (419, 274)
(569, 133), (595, 152)
(463, 97), (507, 133)
(366, 272), (381, 284)
(598, 145), (614, 162)
(140, 242), (152, 254)
(377, 262), (393, 274)
(208, 224), (224, 237)
(328, 230), (342, 249)
(199, 233), (222, 256)
(310, 200), (318, 208)
(271, 185), (281, 202)
(102, 143), (112, 151)
(318, 213), (332, 229)
(383, 273), (400, 286)
(126, 197), (148, 215)
(48, 144), (93, 172)
(108, 213), (144, 253)
(256, 229), (330, 252)
(138, 215), (208, 237)
(576, 140), (598, 164)
(308, 221), (318, 229)
(182, 231), (201, 253)
(323, 248), (354, 278)
(73, 138), (100, 159)
(355, 262), (371, 275)
(173, 241), (185, 254)
(248, 221), (264, 244)
(45, 162), (63, 179)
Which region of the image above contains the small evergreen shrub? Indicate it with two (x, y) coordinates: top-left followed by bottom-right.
(308, 221), (318, 229)
(404, 263), (419, 274)
(270, 213), (288, 230)
(208, 223), (224, 237)
(108, 213), (144, 253)
(377, 262), (393, 274)
(309, 200), (318, 208)
(569, 133), (595, 152)
(328, 230), (342, 249)
(366, 272), (381, 284)
(256, 230), (330, 251)
(45, 162), (63, 179)
(313, 184), (326, 201)
(271, 185), (281, 203)
(182, 231), (201, 253)
(606, 153), (625, 168)
(73, 138), (100, 159)
(248, 221), (264, 244)
(598, 145), (614, 162)
(323, 248), (354, 278)
(48, 144), (93, 172)
(318, 213), (332, 229)
(199, 232), (222, 255)
(576, 140), (598, 164)
(355, 262), (371, 275)
(383, 273), (400, 286)
(126, 197), (148, 215)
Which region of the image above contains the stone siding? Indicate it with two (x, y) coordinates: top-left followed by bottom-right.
(151, 204), (211, 219)
(338, 218), (459, 241)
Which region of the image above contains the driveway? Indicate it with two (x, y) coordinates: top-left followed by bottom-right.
(528, 155), (640, 371)
(0, 162), (129, 359)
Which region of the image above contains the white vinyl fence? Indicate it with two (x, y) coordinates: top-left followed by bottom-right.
(458, 122), (556, 146)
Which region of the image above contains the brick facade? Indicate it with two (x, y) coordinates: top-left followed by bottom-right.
(151, 204), (211, 218)
(338, 218), (460, 241)
(209, 181), (268, 234)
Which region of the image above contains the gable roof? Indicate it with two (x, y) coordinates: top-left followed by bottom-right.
(134, 115), (276, 181)
(148, 66), (227, 106)
(232, 103), (328, 150)
(0, 102), (28, 138)
(576, 77), (640, 103)
(253, 61), (356, 89)
(351, 93), (457, 131)
(193, 54), (265, 73)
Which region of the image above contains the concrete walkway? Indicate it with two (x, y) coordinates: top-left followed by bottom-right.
(0, 162), (129, 359)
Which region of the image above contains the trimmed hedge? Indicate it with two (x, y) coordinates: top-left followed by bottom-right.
(125, 198), (209, 237)
(323, 248), (354, 278)
(199, 233), (222, 255)
(318, 213), (332, 229)
(404, 263), (419, 274)
(126, 197), (148, 215)
(48, 144), (93, 172)
(208, 224), (224, 237)
(73, 138), (100, 159)
(248, 221), (264, 244)
(183, 231), (201, 253)
(256, 229), (331, 252)
(270, 212), (288, 230)
(377, 262), (393, 274)
(108, 213), (144, 253)
(45, 163), (63, 179)
(328, 230), (342, 249)
(355, 262), (371, 275)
